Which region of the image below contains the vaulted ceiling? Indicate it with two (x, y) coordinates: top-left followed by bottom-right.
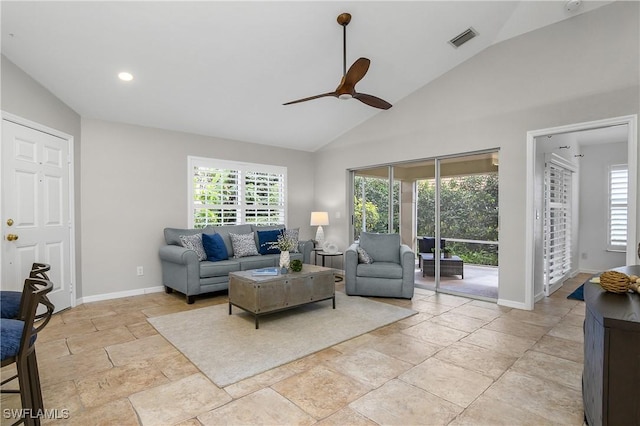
(1, 1), (612, 151)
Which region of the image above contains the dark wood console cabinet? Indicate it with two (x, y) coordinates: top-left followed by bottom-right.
(583, 265), (640, 426)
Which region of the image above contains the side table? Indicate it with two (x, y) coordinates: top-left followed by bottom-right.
(314, 250), (344, 282)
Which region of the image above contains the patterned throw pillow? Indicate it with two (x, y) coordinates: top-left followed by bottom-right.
(284, 228), (300, 253)
(229, 232), (260, 258)
(179, 234), (207, 261)
(357, 247), (373, 264)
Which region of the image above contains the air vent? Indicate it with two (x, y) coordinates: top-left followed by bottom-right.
(449, 27), (478, 48)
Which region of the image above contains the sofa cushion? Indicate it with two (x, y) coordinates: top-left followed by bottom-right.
(200, 260), (240, 278)
(179, 234), (207, 261)
(239, 255), (277, 270)
(213, 224), (253, 257)
(356, 262), (403, 279)
(359, 232), (400, 263)
(202, 233), (229, 261)
(229, 232), (260, 258)
(256, 229), (281, 255)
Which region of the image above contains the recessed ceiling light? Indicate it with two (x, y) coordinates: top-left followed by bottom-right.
(118, 72), (133, 82)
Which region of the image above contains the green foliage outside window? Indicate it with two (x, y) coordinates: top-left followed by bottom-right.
(417, 174), (499, 266)
(192, 166), (284, 229)
(353, 173), (498, 266)
(353, 176), (399, 239)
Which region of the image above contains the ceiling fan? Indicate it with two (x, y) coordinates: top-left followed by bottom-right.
(283, 13), (392, 110)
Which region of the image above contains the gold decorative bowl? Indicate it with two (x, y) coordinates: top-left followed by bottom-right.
(599, 270), (630, 293)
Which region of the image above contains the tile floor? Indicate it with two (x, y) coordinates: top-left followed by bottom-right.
(1, 274), (588, 425)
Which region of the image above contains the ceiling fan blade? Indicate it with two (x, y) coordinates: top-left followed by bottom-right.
(344, 57), (370, 87)
(283, 92), (336, 106)
(353, 93), (392, 110)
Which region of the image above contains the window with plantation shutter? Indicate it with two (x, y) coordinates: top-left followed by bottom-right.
(543, 154), (576, 296)
(608, 164), (628, 250)
(189, 157), (287, 228)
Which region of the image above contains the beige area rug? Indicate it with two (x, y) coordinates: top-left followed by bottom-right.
(148, 292), (416, 387)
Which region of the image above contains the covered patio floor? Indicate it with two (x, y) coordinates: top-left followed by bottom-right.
(414, 263), (498, 300)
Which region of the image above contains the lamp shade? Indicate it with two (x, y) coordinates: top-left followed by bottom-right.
(310, 211), (329, 226)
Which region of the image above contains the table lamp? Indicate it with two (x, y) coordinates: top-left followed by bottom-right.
(310, 211), (329, 248)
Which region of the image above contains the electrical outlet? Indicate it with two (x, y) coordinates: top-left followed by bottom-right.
(137, 266), (144, 276)
(581, 253), (587, 260)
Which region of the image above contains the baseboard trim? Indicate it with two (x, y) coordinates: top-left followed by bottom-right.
(77, 285), (165, 305)
(497, 298), (530, 310)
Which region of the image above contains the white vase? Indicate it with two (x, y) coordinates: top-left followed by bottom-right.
(279, 250), (290, 269)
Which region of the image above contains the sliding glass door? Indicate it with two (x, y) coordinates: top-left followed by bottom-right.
(350, 151), (499, 301)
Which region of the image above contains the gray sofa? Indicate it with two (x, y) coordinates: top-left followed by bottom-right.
(345, 232), (415, 299)
(159, 224), (313, 303)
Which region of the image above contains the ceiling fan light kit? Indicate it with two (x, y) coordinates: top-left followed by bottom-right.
(283, 12), (392, 110)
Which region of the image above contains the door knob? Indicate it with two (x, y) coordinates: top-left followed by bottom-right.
(6, 234), (19, 241)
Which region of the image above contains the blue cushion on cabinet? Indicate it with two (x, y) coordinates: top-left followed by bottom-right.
(0, 291), (22, 319)
(202, 233), (229, 262)
(257, 230), (281, 255)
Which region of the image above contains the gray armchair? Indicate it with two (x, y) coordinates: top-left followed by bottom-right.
(345, 232), (415, 299)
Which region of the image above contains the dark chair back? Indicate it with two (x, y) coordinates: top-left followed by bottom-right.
(29, 263), (51, 280)
(20, 263), (53, 323)
(16, 278), (54, 359)
(418, 237), (445, 254)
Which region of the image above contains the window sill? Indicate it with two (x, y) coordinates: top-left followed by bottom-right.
(605, 248), (626, 253)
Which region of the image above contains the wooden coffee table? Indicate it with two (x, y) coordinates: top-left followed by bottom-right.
(228, 264), (335, 329)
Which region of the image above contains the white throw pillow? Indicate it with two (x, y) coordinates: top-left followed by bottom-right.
(179, 234), (207, 261)
(357, 247), (373, 264)
(229, 232), (260, 258)
(284, 228), (300, 252)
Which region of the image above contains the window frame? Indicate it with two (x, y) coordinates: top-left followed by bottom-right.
(188, 156), (287, 229)
(607, 163), (628, 251)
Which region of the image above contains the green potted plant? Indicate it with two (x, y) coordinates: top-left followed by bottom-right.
(431, 247), (452, 258)
(290, 259), (303, 272)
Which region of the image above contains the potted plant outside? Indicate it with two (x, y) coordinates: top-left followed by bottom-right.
(431, 247), (453, 258)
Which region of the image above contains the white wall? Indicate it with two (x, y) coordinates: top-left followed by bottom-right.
(313, 2), (640, 307)
(1, 55), (84, 296)
(80, 118), (315, 299)
(578, 142), (628, 273)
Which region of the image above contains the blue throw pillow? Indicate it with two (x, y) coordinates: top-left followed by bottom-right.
(202, 233), (229, 262)
(257, 229), (281, 255)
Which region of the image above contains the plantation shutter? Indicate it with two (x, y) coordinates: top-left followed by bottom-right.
(543, 154), (576, 295)
(189, 157), (287, 228)
(244, 171), (286, 225)
(608, 164), (628, 249)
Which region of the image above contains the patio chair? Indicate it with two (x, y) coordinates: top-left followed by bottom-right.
(418, 238), (445, 268)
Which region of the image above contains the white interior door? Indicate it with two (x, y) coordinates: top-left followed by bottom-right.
(2, 118), (73, 312)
